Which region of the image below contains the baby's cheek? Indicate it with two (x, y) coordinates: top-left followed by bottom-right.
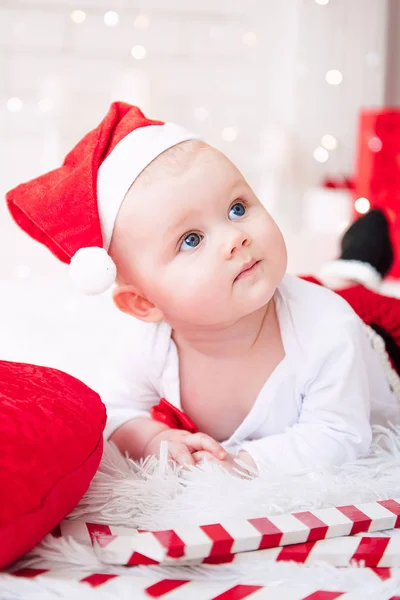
(178, 274), (210, 304)
(173, 274), (221, 317)
(160, 269), (199, 303)
(261, 220), (286, 258)
(256, 213), (278, 237)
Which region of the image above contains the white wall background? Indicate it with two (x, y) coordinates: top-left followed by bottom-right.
(0, 0), (396, 385)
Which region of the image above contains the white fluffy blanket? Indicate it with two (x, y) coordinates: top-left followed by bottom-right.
(3, 426), (400, 598)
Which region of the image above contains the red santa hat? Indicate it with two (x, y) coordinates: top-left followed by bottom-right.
(6, 102), (200, 295)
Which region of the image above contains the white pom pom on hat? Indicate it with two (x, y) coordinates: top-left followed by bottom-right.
(69, 247), (117, 295)
(5, 102), (201, 295)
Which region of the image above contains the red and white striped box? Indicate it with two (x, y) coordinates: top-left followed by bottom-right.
(238, 535), (400, 568)
(8, 567), (393, 599)
(55, 498), (400, 566)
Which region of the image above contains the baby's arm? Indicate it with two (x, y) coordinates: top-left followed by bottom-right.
(111, 418), (226, 465)
(109, 417), (169, 461)
(98, 327), (226, 465)
(239, 316), (373, 474)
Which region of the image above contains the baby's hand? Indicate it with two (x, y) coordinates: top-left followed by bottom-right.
(143, 429), (227, 466)
(193, 450), (257, 478)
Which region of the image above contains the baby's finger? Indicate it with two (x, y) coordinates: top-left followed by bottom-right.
(185, 433), (226, 459)
(169, 443), (195, 466)
(192, 450), (217, 464)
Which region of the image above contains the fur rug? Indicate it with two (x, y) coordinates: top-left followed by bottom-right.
(5, 426), (400, 599)
(73, 427), (400, 529)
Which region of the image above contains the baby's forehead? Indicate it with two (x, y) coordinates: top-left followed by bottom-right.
(119, 141), (243, 229)
(136, 139), (218, 186)
(124, 141), (232, 207)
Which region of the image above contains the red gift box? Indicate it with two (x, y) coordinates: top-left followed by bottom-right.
(354, 109), (400, 277)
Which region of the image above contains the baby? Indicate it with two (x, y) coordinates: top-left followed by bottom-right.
(6, 102), (399, 475)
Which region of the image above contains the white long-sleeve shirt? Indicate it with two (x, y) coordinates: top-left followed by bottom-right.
(99, 275), (400, 473)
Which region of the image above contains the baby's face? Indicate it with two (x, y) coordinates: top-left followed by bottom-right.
(111, 143), (287, 327)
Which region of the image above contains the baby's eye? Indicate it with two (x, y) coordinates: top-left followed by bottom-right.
(179, 232), (203, 251)
(229, 202), (246, 220)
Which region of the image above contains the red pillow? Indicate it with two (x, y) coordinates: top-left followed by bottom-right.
(0, 360), (106, 568)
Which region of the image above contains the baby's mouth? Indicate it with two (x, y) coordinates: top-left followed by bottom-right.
(234, 259), (260, 281)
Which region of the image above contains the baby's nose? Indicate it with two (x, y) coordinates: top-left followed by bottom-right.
(223, 227), (251, 259)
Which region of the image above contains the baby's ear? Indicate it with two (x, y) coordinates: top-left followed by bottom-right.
(112, 285), (164, 323)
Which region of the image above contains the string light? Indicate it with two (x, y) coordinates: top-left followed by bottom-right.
(71, 10), (86, 24)
(7, 97), (23, 112)
(321, 134), (337, 150)
(194, 107), (209, 121)
(315, 0), (329, 4)
(38, 98), (53, 113)
(104, 11), (119, 27)
(325, 69), (343, 85)
(131, 45), (147, 60)
(242, 32), (257, 47)
(368, 137), (382, 152)
(222, 127), (237, 142)
(354, 197), (370, 214)
(313, 146), (329, 163)
(134, 14), (149, 29)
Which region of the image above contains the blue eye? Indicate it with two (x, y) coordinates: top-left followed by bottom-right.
(179, 232), (203, 251)
(229, 202), (246, 219)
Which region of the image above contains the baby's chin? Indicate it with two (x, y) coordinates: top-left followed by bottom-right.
(215, 292), (276, 324)
(239, 293), (274, 319)
(235, 276), (278, 312)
